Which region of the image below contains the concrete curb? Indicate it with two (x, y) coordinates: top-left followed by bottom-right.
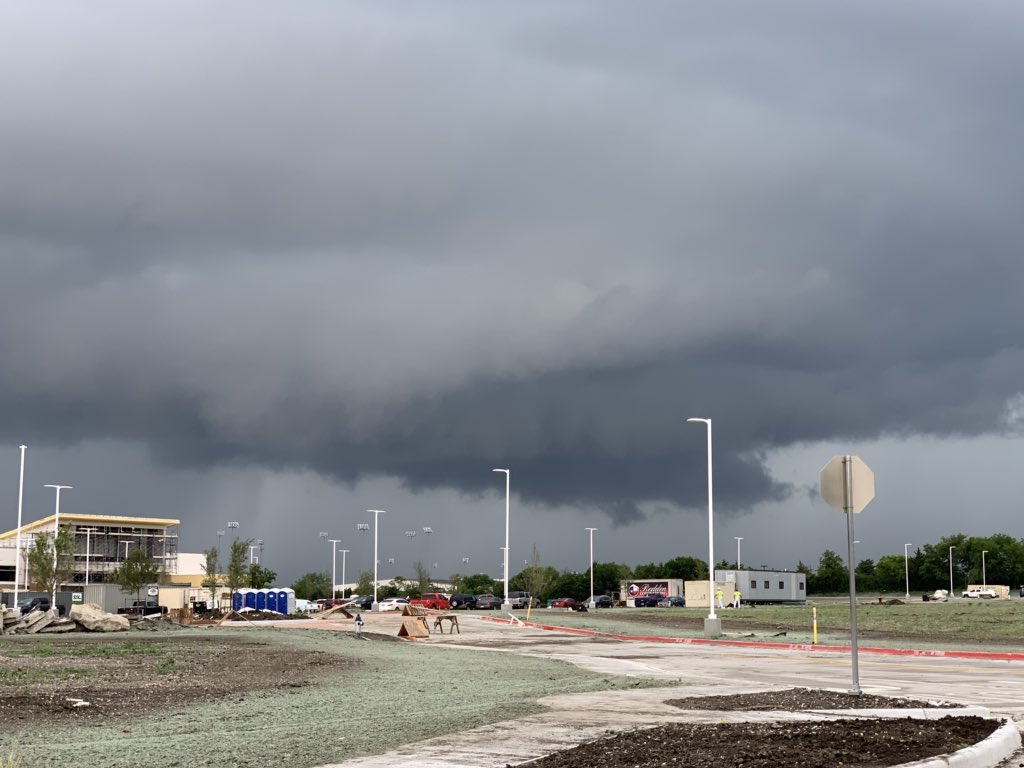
(892, 718), (1021, 767)
(479, 616), (1024, 662)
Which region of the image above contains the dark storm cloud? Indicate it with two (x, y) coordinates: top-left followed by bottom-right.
(3, 2), (1024, 526)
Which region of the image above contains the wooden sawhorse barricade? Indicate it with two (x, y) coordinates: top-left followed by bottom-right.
(432, 613), (460, 634)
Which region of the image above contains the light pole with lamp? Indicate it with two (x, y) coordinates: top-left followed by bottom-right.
(904, 543), (912, 600)
(949, 546), (956, 595)
(217, 530), (225, 560)
(81, 527), (98, 587)
(367, 510), (386, 610)
(687, 418), (719, 637)
(328, 538), (341, 598)
(14, 446), (28, 603)
(44, 484), (73, 606)
(982, 550), (989, 588)
(493, 469), (511, 611)
(734, 537), (743, 569)
(249, 545), (260, 564)
(586, 527), (598, 608)
(339, 549), (349, 596)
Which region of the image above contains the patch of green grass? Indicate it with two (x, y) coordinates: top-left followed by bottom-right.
(0, 667), (48, 686)
(72, 642), (168, 658)
(154, 658), (176, 674)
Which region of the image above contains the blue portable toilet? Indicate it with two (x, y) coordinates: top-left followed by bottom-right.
(278, 589), (292, 615)
(232, 591), (243, 612)
(255, 589), (267, 611)
(266, 590), (278, 613)
(244, 590), (257, 611)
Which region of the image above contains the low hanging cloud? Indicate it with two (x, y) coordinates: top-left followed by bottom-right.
(2, 2), (1024, 526)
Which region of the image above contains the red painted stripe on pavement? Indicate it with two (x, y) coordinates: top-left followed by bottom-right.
(478, 616), (1024, 662)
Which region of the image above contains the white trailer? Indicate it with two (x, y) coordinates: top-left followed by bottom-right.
(715, 569), (806, 605)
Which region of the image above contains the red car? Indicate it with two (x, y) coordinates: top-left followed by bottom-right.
(550, 597), (587, 611)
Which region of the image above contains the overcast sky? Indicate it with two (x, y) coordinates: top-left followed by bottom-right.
(3, 2), (1024, 585)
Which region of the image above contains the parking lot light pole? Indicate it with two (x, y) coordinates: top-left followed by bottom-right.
(949, 546), (956, 594)
(44, 484), (73, 606)
(687, 418), (717, 625)
(493, 469), (511, 611)
(734, 537), (743, 569)
(339, 549), (349, 595)
(982, 550), (989, 588)
(328, 539), (341, 597)
(904, 543), (912, 600)
(14, 445), (26, 606)
(82, 527), (98, 587)
(585, 528), (597, 608)
(367, 510), (386, 610)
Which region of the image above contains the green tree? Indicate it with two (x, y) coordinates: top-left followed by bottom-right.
(355, 570), (374, 596)
(514, 545), (554, 601)
(461, 572), (499, 595)
(201, 546), (222, 597)
(291, 571), (331, 600)
(549, 570), (589, 602)
(855, 559), (877, 592)
(27, 527), (77, 603)
(872, 554), (910, 593)
(248, 563), (277, 589)
(109, 547), (161, 602)
(412, 560), (432, 594)
(226, 538), (252, 607)
(592, 562), (632, 598)
(810, 549), (847, 594)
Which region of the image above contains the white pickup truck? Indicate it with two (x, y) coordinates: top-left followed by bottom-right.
(961, 588), (997, 599)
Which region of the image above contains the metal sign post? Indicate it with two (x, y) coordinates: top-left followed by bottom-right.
(820, 455), (876, 696)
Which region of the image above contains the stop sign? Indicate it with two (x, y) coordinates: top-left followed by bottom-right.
(820, 455), (875, 514)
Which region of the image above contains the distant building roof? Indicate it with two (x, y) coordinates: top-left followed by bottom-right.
(0, 513), (181, 541)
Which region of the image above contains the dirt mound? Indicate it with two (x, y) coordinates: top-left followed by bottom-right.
(666, 687), (956, 711)
(517, 716), (998, 768)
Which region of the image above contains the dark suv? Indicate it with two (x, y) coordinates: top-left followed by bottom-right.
(474, 594), (501, 610)
(18, 596), (51, 615)
(593, 595), (613, 608)
(448, 594), (477, 610)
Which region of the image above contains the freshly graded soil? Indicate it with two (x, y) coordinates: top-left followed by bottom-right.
(666, 687), (953, 711)
(0, 633), (351, 724)
(515, 716), (999, 768)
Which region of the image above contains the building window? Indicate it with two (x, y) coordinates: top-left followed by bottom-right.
(763, 581), (769, 589)
(750, 582), (756, 590)
(779, 581), (784, 589)
(799, 583), (805, 591)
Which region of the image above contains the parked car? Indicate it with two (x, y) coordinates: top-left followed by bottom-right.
(378, 597), (410, 612)
(474, 594), (501, 610)
(592, 595), (614, 608)
(507, 591), (533, 609)
(410, 592), (451, 610)
(962, 588), (997, 599)
(18, 596), (51, 615)
(658, 596), (686, 608)
(550, 597), (587, 611)
(633, 596), (661, 607)
(448, 594), (477, 610)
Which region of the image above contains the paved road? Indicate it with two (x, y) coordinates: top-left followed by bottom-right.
(306, 613), (1024, 767)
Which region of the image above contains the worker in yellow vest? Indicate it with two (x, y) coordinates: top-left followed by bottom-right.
(715, 588), (724, 609)
(733, 589), (742, 609)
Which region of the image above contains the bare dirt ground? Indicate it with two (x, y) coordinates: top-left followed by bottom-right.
(0, 632), (352, 725)
(516, 713), (998, 768)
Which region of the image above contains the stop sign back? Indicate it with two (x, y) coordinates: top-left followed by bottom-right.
(820, 455), (875, 514)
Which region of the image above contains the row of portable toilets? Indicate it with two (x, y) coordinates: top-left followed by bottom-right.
(231, 588), (297, 615)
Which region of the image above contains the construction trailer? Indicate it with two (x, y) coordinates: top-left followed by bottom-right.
(714, 568), (807, 605)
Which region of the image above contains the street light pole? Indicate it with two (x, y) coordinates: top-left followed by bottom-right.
(14, 445), (26, 606)
(493, 469), (511, 611)
(339, 549), (349, 595)
(329, 539), (341, 597)
(44, 484), (73, 606)
(734, 537), (743, 569)
(687, 418), (717, 628)
(949, 545), (956, 595)
(904, 543), (912, 600)
(982, 550), (989, 588)
(367, 510), (386, 610)
(586, 527), (597, 608)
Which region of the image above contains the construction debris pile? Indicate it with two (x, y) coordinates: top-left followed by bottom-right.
(1, 602), (130, 635)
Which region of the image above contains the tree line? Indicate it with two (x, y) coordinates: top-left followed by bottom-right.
(289, 533), (1024, 602)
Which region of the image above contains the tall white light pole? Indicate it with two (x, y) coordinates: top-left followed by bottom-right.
(734, 536), (743, 569)
(367, 510), (386, 610)
(493, 469), (511, 611)
(904, 543), (912, 600)
(81, 527), (98, 587)
(982, 550), (989, 588)
(949, 545), (956, 594)
(44, 484), (72, 606)
(339, 549), (349, 595)
(249, 545), (260, 564)
(586, 527), (597, 608)
(687, 418), (716, 624)
(14, 445), (27, 606)
(329, 539), (341, 597)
